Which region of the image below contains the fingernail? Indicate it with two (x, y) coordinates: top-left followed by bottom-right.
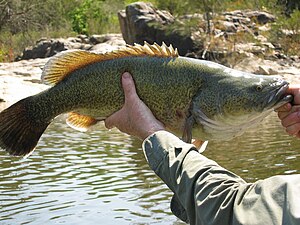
(123, 72), (130, 79)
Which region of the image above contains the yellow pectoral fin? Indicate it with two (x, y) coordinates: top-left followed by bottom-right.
(66, 112), (99, 132)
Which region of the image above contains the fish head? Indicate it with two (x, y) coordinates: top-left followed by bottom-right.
(190, 72), (293, 140)
(215, 75), (291, 114)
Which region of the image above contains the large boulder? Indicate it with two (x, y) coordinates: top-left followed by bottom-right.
(118, 2), (198, 55)
(17, 34), (125, 60)
(18, 37), (92, 60)
(20, 39), (67, 60)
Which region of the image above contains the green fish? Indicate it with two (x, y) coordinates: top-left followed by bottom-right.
(0, 42), (292, 156)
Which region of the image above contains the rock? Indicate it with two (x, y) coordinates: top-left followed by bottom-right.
(223, 10), (275, 25)
(244, 11), (275, 24)
(233, 55), (300, 84)
(220, 10), (275, 40)
(20, 39), (67, 60)
(17, 34), (125, 60)
(118, 2), (197, 55)
(234, 56), (279, 75)
(89, 34), (125, 45)
(91, 42), (124, 54)
(234, 42), (275, 56)
(256, 66), (279, 75)
(89, 34), (126, 53)
(0, 58), (49, 108)
(118, 2), (174, 43)
(223, 10), (252, 25)
(222, 21), (237, 33)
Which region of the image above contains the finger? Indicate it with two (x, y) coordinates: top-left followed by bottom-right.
(286, 84), (300, 105)
(285, 84), (300, 94)
(278, 105), (300, 120)
(295, 132), (300, 139)
(275, 103), (292, 112)
(286, 122), (300, 136)
(291, 105), (300, 112)
(281, 111), (300, 127)
(122, 72), (138, 102)
(278, 111), (290, 120)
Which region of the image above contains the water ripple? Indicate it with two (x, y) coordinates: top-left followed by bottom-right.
(0, 114), (299, 224)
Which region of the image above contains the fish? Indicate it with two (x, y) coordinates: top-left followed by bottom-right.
(0, 42), (293, 157)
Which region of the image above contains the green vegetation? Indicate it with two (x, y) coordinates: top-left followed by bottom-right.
(0, 0), (299, 62)
(269, 10), (300, 55)
(69, 0), (124, 35)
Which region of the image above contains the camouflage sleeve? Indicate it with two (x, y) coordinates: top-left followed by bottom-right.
(142, 131), (300, 225)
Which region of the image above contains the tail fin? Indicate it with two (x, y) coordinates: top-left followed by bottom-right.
(0, 97), (50, 157)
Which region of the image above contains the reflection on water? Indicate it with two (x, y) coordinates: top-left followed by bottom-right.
(205, 114), (299, 182)
(0, 113), (299, 224)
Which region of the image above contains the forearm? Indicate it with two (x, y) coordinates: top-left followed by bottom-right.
(142, 131), (246, 224)
(142, 131), (300, 225)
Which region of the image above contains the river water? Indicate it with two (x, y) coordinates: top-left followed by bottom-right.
(0, 113), (299, 225)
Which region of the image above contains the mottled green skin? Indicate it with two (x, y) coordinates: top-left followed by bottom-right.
(28, 56), (288, 141)
(31, 56), (205, 130)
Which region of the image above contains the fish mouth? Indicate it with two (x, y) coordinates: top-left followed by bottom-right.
(265, 82), (293, 110)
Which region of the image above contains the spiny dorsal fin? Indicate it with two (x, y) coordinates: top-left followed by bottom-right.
(66, 112), (99, 132)
(42, 42), (178, 86)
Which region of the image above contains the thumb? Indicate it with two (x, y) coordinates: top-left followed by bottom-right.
(104, 110), (123, 129)
(122, 72), (138, 102)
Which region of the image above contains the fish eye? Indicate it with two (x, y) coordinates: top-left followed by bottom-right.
(256, 85), (263, 92)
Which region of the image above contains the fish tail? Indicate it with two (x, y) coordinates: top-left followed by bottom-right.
(0, 97), (50, 157)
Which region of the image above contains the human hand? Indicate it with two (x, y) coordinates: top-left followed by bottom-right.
(105, 72), (165, 140)
(277, 84), (300, 138)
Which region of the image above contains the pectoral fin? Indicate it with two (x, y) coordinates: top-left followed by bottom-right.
(66, 112), (99, 132)
(182, 115), (195, 143)
(192, 139), (204, 149)
(192, 139), (208, 153)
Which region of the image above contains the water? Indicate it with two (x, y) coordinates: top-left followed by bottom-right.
(0, 113), (299, 225)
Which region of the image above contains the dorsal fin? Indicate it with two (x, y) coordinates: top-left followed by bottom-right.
(41, 42), (178, 86)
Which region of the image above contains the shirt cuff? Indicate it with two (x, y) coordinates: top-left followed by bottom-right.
(142, 130), (171, 172)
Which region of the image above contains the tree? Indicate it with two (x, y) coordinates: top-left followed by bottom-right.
(278, 0), (300, 15)
(0, 0), (75, 34)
